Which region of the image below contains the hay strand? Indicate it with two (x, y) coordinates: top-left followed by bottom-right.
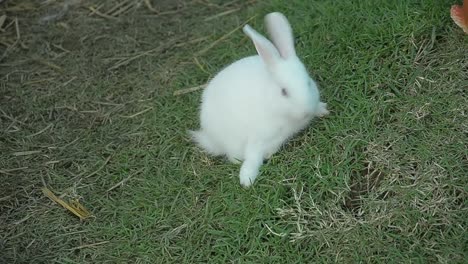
(196, 15), (257, 56)
(26, 124), (53, 138)
(84, 156), (112, 179)
(42, 187), (92, 220)
(120, 107), (153, 118)
(173, 84), (206, 96)
(204, 8), (240, 22)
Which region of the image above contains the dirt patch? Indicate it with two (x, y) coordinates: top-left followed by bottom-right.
(343, 162), (386, 216)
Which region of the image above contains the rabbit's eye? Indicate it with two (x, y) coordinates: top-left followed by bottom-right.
(281, 88), (289, 97)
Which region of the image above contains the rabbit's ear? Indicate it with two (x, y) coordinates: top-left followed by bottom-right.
(265, 12), (296, 59)
(243, 24), (280, 66)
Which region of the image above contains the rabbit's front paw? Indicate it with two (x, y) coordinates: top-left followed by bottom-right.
(239, 167), (257, 187)
(317, 102), (329, 117)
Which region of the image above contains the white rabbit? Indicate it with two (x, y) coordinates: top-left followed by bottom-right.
(190, 12), (329, 187)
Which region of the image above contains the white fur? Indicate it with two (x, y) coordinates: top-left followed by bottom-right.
(191, 12), (329, 187)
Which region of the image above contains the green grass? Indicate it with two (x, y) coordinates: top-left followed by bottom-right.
(1, 0), (467, 263)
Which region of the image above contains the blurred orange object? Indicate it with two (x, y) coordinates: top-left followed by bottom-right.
(451, 0), (468, 33)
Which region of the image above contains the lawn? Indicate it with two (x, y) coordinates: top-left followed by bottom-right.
(1, 0), (467, 263)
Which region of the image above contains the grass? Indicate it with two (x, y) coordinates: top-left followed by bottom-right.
(1, 0), (467, 262)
